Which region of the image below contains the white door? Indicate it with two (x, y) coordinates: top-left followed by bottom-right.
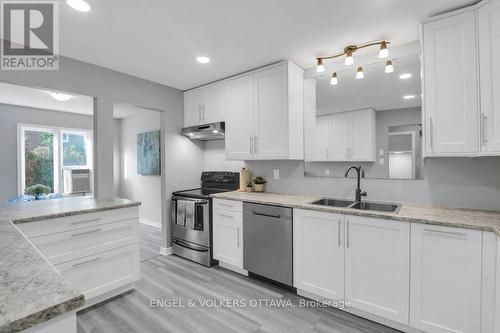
(293, 209), (344, 301)
(410, 224), (482, 333)
(329, 113), (350, 160)
(203, 83), (226, 124)
(212, 213), (243, 269)
(344, 215), (410, 324)
(350, 109), (375, 161)
(423, 10), (479, 155)
(478, 0), (500, 153)
(225, 74), (254, 160)
(184, 89), (204, 127)
(253, 64), (289, 159)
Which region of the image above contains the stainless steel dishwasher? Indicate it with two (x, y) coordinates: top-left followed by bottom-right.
(243, 202), (293, 286)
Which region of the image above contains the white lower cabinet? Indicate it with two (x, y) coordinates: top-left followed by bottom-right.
(410, 223), (482, 333)
(17, 207), (140, 305)
(344, 215), (410, 324)
(293, 209), (344, 300)
(212, 199), (244, 271)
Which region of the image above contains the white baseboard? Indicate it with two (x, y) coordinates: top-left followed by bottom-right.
(139, 218), (161, 229)
(160, 247), (172, 256)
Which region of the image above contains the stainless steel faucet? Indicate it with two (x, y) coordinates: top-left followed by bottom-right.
(345, 166), (367, 202)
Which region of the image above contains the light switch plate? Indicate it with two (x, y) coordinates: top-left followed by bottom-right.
(273, 169), (280, 180)
(379, 158), (384, 165)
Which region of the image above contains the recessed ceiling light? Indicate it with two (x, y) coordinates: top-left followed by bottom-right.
(48, 91), (73, 101)
(403, 95), (416, 100)
(399, 73), (412, 79)
(66, 0), (91, 12)
(196, 56), (210, 64)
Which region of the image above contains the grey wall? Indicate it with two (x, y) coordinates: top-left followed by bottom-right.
(0, 55), (204, 248)
(0, 103), (93, 201)
(117, 110), (162, 226)
(246, 157), (500, 210)
(202, 140), (244, 172)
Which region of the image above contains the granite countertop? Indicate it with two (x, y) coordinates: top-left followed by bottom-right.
(0, 197), (141, 333)
(212, 191), (500, 236)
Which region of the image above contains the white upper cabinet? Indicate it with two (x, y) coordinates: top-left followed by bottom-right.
(293, 209), (344, 301)
(478, 0), (500, 153)
(422, 0), (500, 156)
(225, 74), (254, 160)
(410, 223), (482, 333)
(344, 215), (410, 324)
(330, 109), (375, 161)
(184, 82), (225, 127)
(422, 10), (479, 155)
(225, 61), (304, 160)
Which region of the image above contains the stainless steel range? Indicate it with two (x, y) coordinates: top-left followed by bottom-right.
(171, 171), (239, 266)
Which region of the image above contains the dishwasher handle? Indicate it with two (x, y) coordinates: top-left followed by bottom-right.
(252, 211), (282, 219)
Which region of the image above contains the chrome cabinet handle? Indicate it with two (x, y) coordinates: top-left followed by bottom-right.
(254, 135), (258, 154)
(71, 218), (101, 225)
(202, 105), (206, 121)
(424, 228), (466, 237)
(237, 229), (240, 248)
(346, 220), (350, 248)
(71, 228), (102, 237)
(429, 118), (434, 151)
(337, 219), (341, 247)
(198, 105), (202, 121)
(482, 113), (488, 145)
(326, 149), (328, 160)
(72, 256), (104, 268)
(249, 136), (253, 154)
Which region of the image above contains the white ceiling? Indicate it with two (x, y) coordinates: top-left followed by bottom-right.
(58, 0), (477, 90)
(316, 54), (421, 114)
(0, 82), (145, 119)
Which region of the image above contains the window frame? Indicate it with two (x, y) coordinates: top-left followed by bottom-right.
(17, 124), (93, 196)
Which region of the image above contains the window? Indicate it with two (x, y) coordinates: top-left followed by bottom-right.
(19, 125), (93, 196)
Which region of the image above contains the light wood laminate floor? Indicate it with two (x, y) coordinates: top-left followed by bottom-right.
(77, 253), (401, 333)
(139, 223), (162, 262)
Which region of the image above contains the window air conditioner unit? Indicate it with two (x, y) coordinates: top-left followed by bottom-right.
(63, 169), (92, 194)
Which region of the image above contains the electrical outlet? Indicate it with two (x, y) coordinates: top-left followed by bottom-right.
(379, 149), (384, 156)
(379, 158), (384, 165)
(325, 169), (330, 175)
(273, 169), (280, 180)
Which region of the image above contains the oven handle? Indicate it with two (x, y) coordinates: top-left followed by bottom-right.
(171, 196), (208, 204)
(172, 239), (209, 252)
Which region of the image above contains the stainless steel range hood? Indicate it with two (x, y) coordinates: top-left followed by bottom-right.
(181, 122), (225, 141)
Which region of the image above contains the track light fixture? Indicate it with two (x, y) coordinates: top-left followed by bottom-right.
(315, 40), (390, 69)
(356, 67), (364, 79)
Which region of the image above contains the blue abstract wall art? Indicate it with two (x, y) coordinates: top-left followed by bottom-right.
(137, 130), (161, 175)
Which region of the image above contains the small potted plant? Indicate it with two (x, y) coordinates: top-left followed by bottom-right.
(24, 184), (51, 200)
(253, 176), (267, 193)
(246, 181), (253, 193)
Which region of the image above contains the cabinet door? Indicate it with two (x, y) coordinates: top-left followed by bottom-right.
(329, 113), (350, 160)
(225, 74), (254, 160)
(350, 109), (375, 161)
(184, 89), (204, 127)
(345, 215), (409, 324)
(478, 0), (500, 153)
(423, 11), (479, 155)
(293, 209), (344, 301)
(203, 83), (226, 124)
(212, 210), (243, 268)
(253, 64), (289, 159)
(316, 116), (331, 160)
(410, 224), (481, 333)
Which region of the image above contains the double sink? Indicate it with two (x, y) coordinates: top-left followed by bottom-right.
(311, 198), (401, 213)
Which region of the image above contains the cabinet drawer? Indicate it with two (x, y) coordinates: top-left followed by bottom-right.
(56, 245), (139, 300)
(17, 207), (138, 238)
(213, 208), (242, 226)
(30, 219), (138, 265)
(213, 199), (242, 213)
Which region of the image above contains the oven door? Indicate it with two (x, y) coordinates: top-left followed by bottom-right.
(171, 196), (210, 247)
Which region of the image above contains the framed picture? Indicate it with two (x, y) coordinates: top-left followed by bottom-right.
(137, 130), (160, 175)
